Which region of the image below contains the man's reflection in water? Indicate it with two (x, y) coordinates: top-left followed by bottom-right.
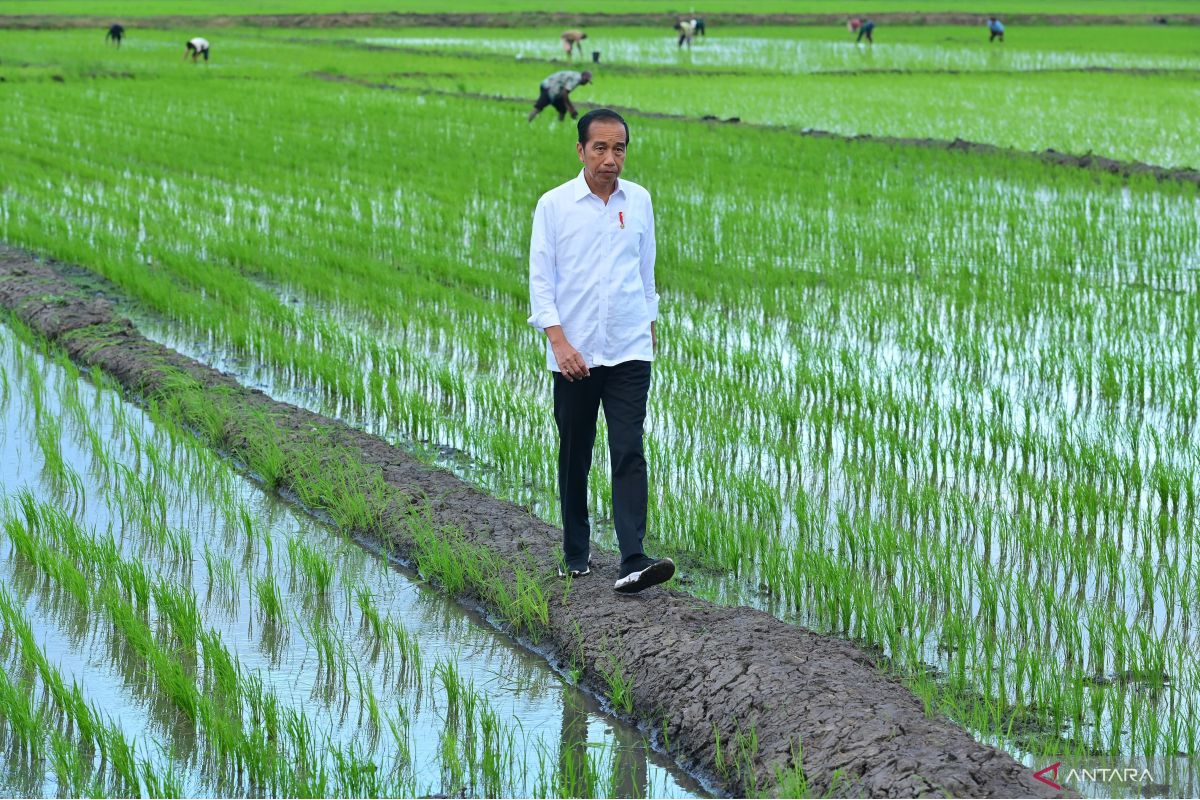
(610, 713), (649, 799)
(558, 692), (648, 798)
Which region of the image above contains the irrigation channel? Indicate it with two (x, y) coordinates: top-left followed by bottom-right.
(0, 248), (1068, 798)
(0, 316), (712, 797)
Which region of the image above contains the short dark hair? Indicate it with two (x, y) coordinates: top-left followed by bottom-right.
(577, 108), (629, 146)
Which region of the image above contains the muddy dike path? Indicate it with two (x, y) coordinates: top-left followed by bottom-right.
(3, 11), (1199, 29)
(0, 247), (1064, 799)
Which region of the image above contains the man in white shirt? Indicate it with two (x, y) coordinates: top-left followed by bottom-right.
(185, 37), (210, 63)
(528, 109), (676, 594)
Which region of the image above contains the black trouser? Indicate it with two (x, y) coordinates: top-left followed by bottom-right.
(534, 87), (568, 117)
(553, 360), (651, 572)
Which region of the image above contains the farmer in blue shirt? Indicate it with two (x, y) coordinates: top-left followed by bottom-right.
(855, 18), (876, 44)
(988, 17), (1006, 43)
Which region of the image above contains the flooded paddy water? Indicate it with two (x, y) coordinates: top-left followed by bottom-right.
(2, 24), (1200, 795)
(125, 163), (1200, 795)
(0, 320), (704, 798)
(362, 29), (1200, 74)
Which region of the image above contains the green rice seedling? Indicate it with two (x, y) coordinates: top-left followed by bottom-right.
(386, 700), (414, 775)
(0, 356), (9, 413)
(761, 740), (846, 799)
(244, 411), (290, 491)
(387, 617), (423, 688)
(48, 728), (101, 798)
(6, 26), (1200, 784)
(435, 657), (464, 724)
(439, 718), (467, 795)
(288, 536), (335, 597)
(152, 581), (202, 650)
(599, 652), (635, 716)
(35, 415), (68, 485)
(550, 733), (603, 800)
(201, 544), (239, 609)
(255, 574), (286, 623)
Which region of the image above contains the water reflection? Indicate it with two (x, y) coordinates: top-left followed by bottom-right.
(0, 322), (704, 799)
(557, 691), (649, 799)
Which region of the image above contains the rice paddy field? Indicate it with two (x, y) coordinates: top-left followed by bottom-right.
(0, 320), (701, 797)
(3, 1), (1200, 16)
(1, 6), (1199, 798)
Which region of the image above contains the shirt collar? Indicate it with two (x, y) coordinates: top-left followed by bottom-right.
(573, 168), (624, 202)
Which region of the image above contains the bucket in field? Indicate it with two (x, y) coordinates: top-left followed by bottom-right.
(592, 51), (601, 63)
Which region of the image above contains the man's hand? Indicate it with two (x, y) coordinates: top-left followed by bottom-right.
(651, 321), (657, 352)
(547, 326), (590, 381)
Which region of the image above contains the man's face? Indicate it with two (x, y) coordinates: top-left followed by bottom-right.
(576, 120), (627, 184)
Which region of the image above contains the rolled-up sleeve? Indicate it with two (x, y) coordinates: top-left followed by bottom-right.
(528, 197), (561, 332)
(640, 196), (659, 320)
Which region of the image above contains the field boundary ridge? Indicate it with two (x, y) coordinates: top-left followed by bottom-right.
(0, 246), (1068, 799)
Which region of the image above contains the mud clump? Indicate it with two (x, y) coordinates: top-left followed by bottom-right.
(0, 247), (1068, 798)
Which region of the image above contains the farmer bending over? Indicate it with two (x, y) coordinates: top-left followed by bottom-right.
(988, 17), (1006, 42)
(528, 108), (675, 594)
(528, 70), (592, 122)
(184, 37), (210, 63)
(856, 18), (876, 44)
(561, 29), (588, 59)
(106, 24), (125, 47)
(674, 19), (698, 48)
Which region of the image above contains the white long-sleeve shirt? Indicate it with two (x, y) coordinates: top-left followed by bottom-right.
(528, 169), (659, 372)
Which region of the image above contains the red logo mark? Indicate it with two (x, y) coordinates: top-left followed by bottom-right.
(1034, 762), (1063, 790)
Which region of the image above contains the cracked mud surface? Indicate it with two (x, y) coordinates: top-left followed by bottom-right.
(0, 247), (1066, 798)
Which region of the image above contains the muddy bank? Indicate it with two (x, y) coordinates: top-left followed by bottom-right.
(312, 73), (1200, 185)
(2, 11), (1199, 29)
(0, 247), (1064, 798)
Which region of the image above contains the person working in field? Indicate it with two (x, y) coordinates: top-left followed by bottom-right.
(854, 18), (876, 44)
(528, 108), (675, 594)
(184, 37), (210, 63)
(987, 17), (1006, 43)
(561, 29), (588, 59)
(106, 24), (125, 47)
(674, 19), (699, 49)
(527, 69), (592, 122)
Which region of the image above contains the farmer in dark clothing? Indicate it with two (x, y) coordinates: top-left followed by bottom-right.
(988, 17), (1006, 42)
(856, 18), (876, 44)
(527, 70), (592, 122)
(528, 108), (676, 594)
(106, 24), (125, 47)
